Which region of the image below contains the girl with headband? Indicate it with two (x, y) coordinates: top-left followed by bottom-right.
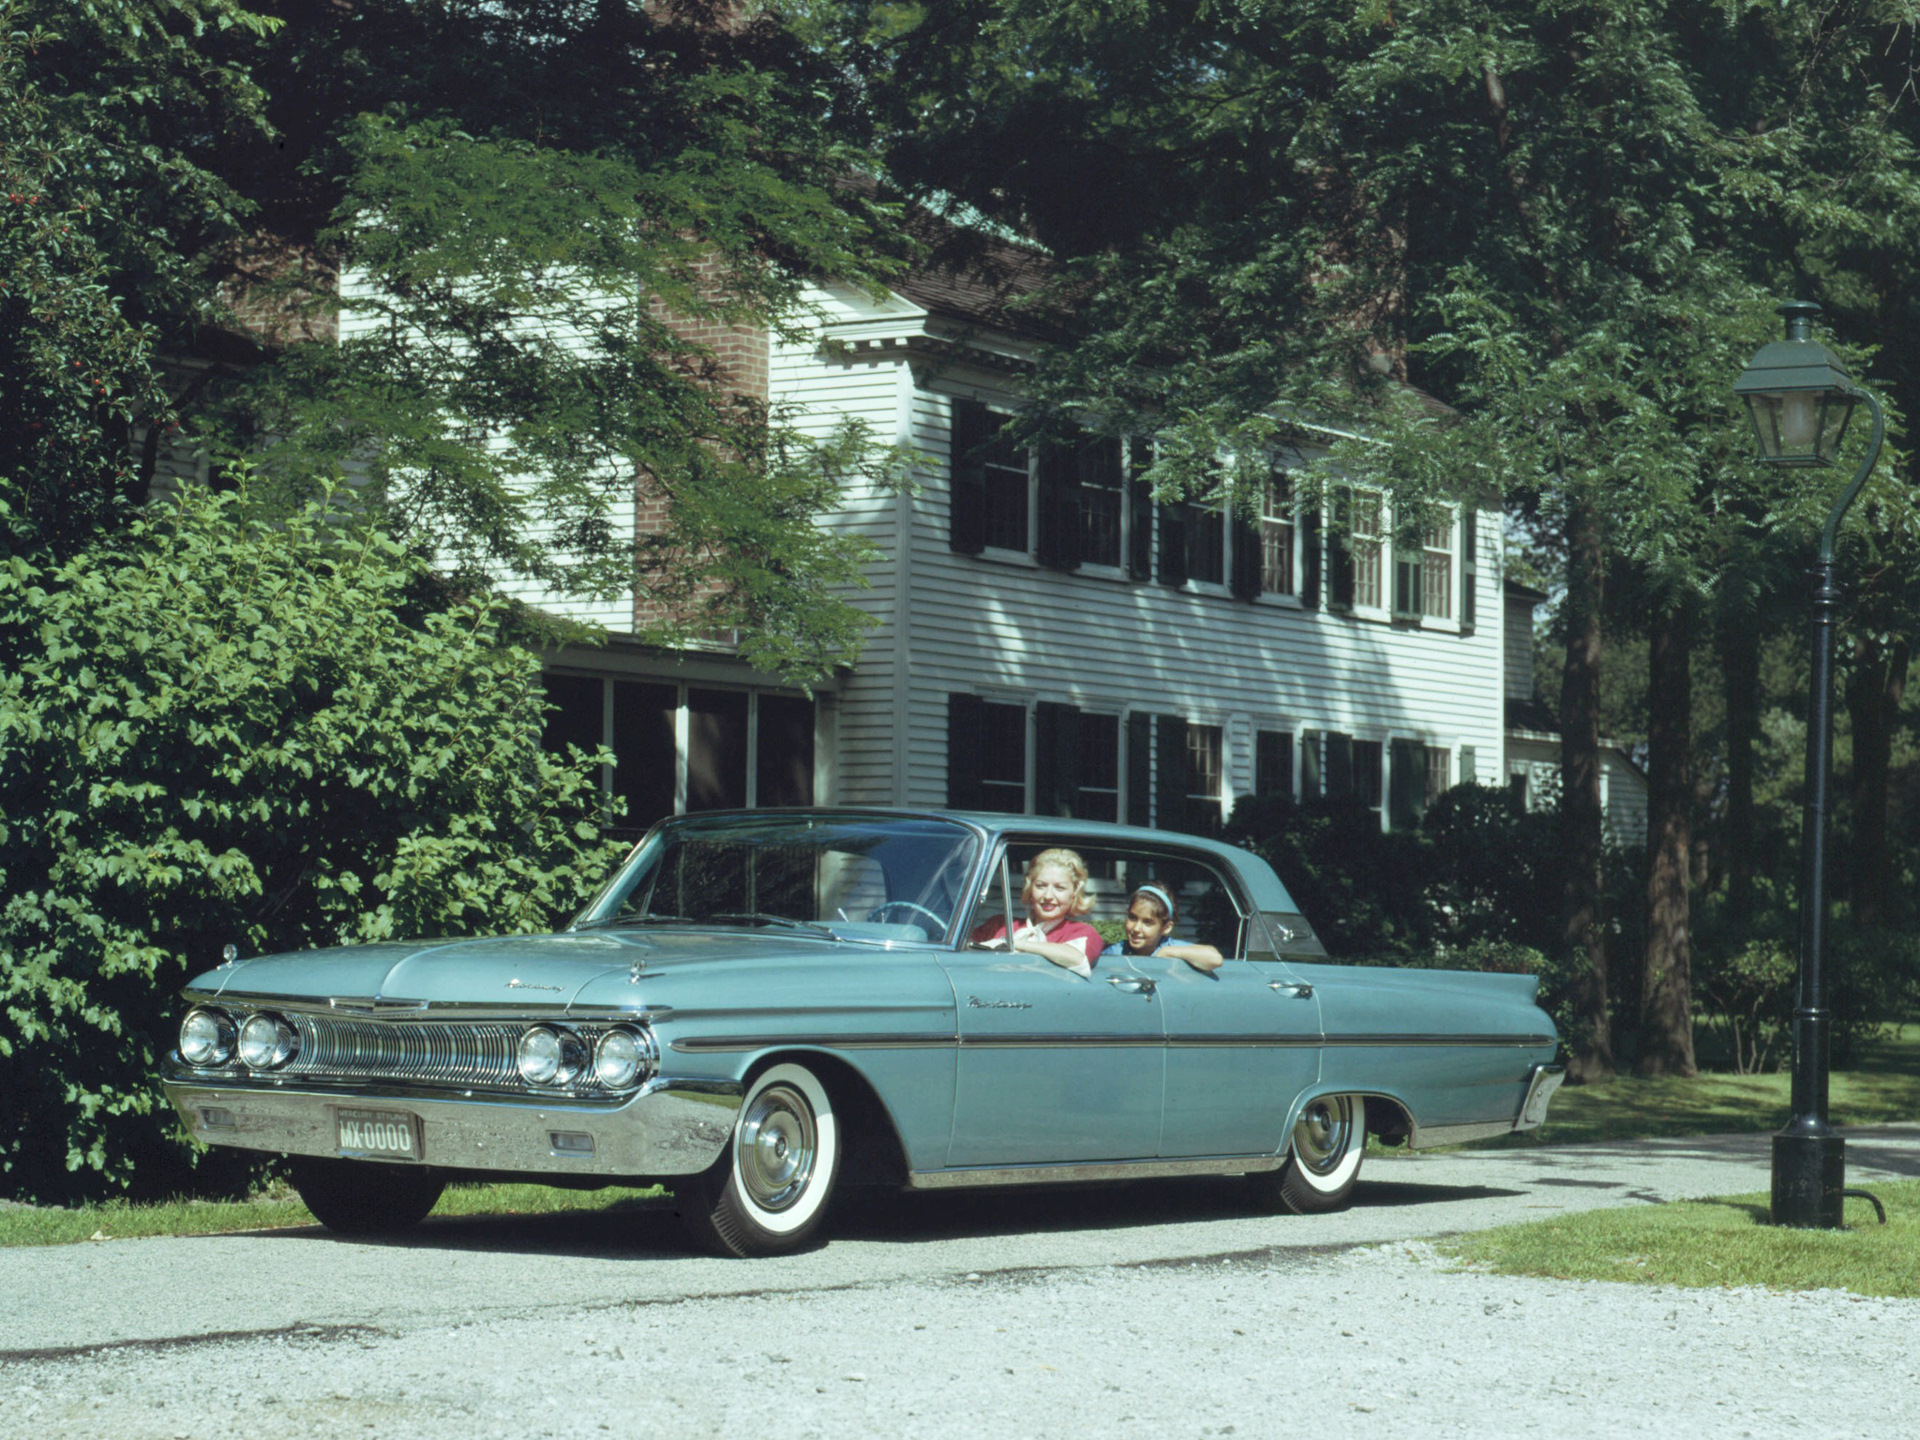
(1102, 884), (1225, 972)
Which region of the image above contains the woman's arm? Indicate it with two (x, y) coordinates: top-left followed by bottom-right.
(1011, 926), (1093, 977)
(1160, 942), (1224, 973)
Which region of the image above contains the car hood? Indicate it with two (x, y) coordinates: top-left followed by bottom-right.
(185, 928), (846, 1009)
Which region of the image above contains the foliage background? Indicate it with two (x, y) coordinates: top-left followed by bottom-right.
(0, 485), (623, 1203)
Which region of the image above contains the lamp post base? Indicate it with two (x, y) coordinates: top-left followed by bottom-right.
(1770, 1125), (1845, 1228)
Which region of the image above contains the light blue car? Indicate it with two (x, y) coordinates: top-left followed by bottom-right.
(164, 809), (1564, 1255)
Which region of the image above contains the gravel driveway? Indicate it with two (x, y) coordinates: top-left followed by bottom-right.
(4, 1127), (1918, 1439)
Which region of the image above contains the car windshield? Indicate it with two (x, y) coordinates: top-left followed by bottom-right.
(572, 813), (983, 945)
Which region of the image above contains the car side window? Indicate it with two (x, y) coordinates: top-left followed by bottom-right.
(981, 840), (1249, 961)
(961, 849), (1017, 950)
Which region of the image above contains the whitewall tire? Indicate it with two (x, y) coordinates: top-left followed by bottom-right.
(682, 1062), (841, 1257)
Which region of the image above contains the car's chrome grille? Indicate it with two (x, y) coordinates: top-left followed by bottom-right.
(281, 1017), (616, 1095)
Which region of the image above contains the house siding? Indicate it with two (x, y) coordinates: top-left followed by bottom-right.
(768, 281), (1510, 824)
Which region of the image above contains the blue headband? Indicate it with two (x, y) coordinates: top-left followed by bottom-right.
(1134, 884), (1176, 918)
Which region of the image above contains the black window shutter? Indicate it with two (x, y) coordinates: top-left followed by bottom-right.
(1460, 508), (1478, 635)
(1230, 510), (1262, 600)
(1033, 701), (1082, 817)
(1157, 502), (1189, 587)
(1156, 714), (1190, 833)
(1301, 506), (1321, 609)
(1329, 491), (1355, 608)
(1035, 438), (1081, 571)
(949, 400), (990, 555)
(1127, 439), (1155, 580)
(1127, 711), (1153, 826)
(1325, 731), (1354, 800)
(947, 692), (985, 809)
(1389, 737), (1426, 830)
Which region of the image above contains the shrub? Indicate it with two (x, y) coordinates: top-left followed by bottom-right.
(0, 485), (624, 1202)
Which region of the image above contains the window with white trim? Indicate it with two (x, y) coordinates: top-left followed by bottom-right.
(1260, 476), (1295, 595)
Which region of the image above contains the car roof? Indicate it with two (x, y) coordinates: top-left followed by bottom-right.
(667, 806), (1303, 914)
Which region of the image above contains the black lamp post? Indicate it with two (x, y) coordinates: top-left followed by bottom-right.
(1732, 300), (1885, 1229)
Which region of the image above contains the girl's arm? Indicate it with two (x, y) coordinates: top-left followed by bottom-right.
(1160, 942), (1224, 973)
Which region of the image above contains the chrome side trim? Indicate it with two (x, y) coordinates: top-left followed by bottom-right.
(161, 1075), (742, 1178)
(673, 1033), (956, 1054)
(1167, 1035), (1318, 1049)
(908, 1153), (1284, 1190)
(670, 1031), (1549, 1054)
(1324, 1034), (1557, 1049)
(1407, 1119), (1515, 1149)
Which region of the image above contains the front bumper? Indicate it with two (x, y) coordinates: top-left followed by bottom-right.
(163, 1071), (742, 1178)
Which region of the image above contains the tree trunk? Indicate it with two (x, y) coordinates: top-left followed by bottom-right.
(1719, 608), (1760, 917)
(1846, 633), (1909, 927)
(1560, 496), (1613, 1081)
(1639, 601), (1697, 1077)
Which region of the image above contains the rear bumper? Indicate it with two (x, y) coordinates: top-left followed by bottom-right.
(162, 1072), (742, 1178)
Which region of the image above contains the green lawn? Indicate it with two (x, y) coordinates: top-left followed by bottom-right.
(1443, 1180), (1920, 1298)
(1483, 1023), (1920, 1148)
(0, 1179), (663, 1249)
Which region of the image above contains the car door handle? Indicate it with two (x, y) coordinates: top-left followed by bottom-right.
(1269, 982), (1313, 998)
(1107, 976), (1156, 995)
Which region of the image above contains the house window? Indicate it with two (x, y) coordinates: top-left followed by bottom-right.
(541, 675), (812, 835)
(1260, 476), (1295, 595)
(1349, 492), (1384, 609)
(1186, 723), (1224, 834)
(981, 419), (1031, 552)
(1078, 714), (1121, 822)
(1395, 517), (1455, 619)
(1389, 738), (1450, 830)
(954, 697), (1129, 818)
(1351, 740), (1385, 809)
(978, 701), (1028, 812)
(1302, 730), (1382, 814)
(1255, 730), (1293, 799)
(1079, 438), (1124, 568)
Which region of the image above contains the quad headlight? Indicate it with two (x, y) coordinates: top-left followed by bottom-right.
(517, 1025), (649, 1089)
(237, 1012), (298, 1070)
(592, 1027), (657, 1091)
(517, 1025), (567, 1086)
(179, 1008), (236, 1067)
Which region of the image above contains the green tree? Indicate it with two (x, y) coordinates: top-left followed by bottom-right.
(0, 0), (270, 548)
(0, 482), (624, 1203)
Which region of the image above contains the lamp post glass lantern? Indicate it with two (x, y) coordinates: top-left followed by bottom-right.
(1733, 300), (1885, 1229)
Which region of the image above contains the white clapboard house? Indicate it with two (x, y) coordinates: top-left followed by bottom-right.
(535, 234), (1521, 841)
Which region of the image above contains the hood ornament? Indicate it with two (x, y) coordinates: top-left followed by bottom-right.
(220, 943), (239, 967)
(628, 957), (646, 985)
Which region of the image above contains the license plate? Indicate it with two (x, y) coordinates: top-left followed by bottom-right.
(334, 1108), (420, 1161)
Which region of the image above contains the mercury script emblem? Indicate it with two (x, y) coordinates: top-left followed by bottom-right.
(506, 978), (564, 992)
(967, 996), (1031, 1010)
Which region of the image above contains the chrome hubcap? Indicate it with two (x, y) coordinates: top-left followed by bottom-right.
(1293, 1096), (1355, 1176)
(738, 1083), (816, 1212)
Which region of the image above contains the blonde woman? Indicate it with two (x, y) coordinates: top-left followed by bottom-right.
(969, 847), (1105, 977)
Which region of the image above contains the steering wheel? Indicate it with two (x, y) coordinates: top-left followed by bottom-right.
(864, 901), (947, 933)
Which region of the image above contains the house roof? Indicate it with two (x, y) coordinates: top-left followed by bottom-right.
(890, 210), (1072, 339)
(1505, 578), (1551, 606)
(1506, 696), (1561, 734)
